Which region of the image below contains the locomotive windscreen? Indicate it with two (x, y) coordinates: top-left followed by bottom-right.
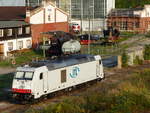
(15, 71), (34, 80)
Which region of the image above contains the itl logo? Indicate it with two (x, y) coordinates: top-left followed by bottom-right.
(70, 67), (80, 78)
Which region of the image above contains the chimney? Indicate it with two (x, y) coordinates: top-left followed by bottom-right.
(42, 0), (47, 7)
(25, 10), (31, 23)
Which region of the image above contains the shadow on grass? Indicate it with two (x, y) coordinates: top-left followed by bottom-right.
(0, 73), (14, 102)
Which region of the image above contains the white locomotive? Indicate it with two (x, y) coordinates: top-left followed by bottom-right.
(12, 54), (104, 100)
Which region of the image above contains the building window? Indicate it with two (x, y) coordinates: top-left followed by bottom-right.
(25, 27), (30, 34)
(135, 22), (139, 28)
(112, 21), (116, 27)
(120, 21), (127, 30)
(7, 29), (12, 36)
(18, 41), (23, 49)
(48, 15), (51, 21)
(0, 29), (3, 37)
(26, 40), (32, 48)
(8, 42), (13, 51)
(18, 27), (22, 35)
(148, 24), (150, 30)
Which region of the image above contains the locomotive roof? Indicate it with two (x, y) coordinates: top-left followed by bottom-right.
(29, 54), (99, 70)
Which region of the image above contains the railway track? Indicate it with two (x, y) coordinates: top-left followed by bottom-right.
(0, 63), (149, 113)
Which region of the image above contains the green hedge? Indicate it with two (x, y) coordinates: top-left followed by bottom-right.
(121, 52), (129, 67)
(144, 45), (150, 60)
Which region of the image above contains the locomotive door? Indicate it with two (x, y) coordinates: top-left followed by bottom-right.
(43, 71), (48, 93)
(96, 61), (100, 76)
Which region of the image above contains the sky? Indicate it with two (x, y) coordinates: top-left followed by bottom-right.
(0, 0), (25, 6)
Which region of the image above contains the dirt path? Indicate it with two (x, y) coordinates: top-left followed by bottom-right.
(0, 63), (149, 113)
(0, 67), (15, 75)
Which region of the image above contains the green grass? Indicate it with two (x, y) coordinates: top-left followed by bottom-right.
(25, 69), (150, 113)
(144, 45), (150, 60)
(0, 61), (11, 67)
(15, 50), (43, 64)
(0, 50), (43, 67)
(120, 31), (137, 38)
(81, 44), (123, 56)
(117, 37), (129, 42)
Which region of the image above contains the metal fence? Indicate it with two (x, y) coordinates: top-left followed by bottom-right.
(80, 44), (123, 58)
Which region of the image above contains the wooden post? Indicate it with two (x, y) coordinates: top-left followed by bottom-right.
(118, 55), (122, 69)
(43, 37), (46, 58)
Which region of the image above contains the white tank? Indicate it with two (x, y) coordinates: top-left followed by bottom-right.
(62, 40), (81, 54)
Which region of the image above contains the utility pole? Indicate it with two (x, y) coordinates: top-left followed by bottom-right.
(103, 0), (106, 30)
(69, 0), (72, 23)
(15, 28), (18, 50)
(27, 0), (30, 7)
(43, 36), (46, 58)
(37, 0), (40, 6)
(88, 3), (91, 54)
(92, 0), (94, 31)
(80, 0), (83, 34)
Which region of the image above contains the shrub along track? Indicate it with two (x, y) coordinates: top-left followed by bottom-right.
(0, 63), (150, 113)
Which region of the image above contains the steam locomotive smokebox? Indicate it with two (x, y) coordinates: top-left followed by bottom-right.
(62, 40), (81, 54)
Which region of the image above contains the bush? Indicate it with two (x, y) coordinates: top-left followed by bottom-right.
(144, 45), (150, 60)
(25, 69), (150, 113)
(133, 56), (143, 65)
(145, 31), (150, 37)
(109, 92), (150, 113)
(121, 52), (129, 67)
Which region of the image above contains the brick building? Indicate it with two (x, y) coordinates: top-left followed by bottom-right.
(107, 5), (150, 33)
(26, 1), (69, 48)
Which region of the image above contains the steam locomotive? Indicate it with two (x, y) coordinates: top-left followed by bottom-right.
(42, 31), (81, 57)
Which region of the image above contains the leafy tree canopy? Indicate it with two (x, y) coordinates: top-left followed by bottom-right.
(116, 0), (150, 8)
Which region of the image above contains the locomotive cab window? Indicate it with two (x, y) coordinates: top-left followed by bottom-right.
(61, 70), (66, 83)
(99, 60), (102, 65)
(15, 72), (24, 79)
(15, 71), (33, 80)
(40, 73), (43, 80)
(24, 72), (34, 80)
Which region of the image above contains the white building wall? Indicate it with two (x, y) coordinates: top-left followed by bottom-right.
(143, 5), (150, 17)
(142, 10), (146, 17)
(0, 37), (32, 57)
(45, 5), (56, 23)
(134, 10), (142, 16)
(134, 5), (150, 18)
(56, 9), (68, 22)
(29, 2), (68, 24)
(30, 10), (44, 24)
(107, 0), (115, 14)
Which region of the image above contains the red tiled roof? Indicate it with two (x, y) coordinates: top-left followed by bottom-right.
(0, 7), (26, 21)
